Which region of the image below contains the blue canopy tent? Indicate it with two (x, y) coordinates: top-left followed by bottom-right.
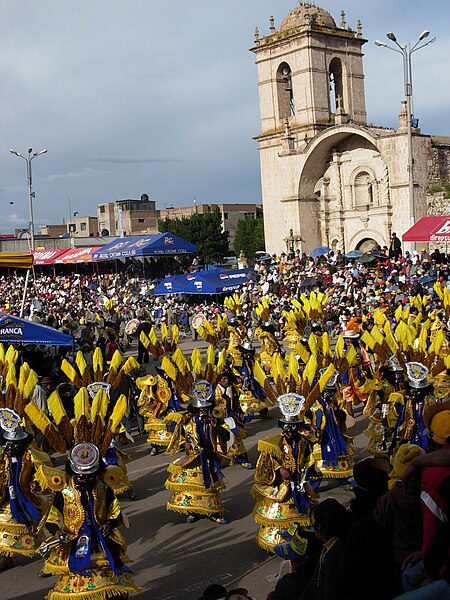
(153, 269), (252, 295)
(0, 314), (73, 346)
(92, 233), (197, 261)
(153, 275), (191, 295)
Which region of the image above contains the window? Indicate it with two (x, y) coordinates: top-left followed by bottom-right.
(277, 62), (295, 120)
(138, 218), (145, 223)
(329, 57), (344, 115)
(354, 171), (371, 208)
(223, 213), (228, 220)
(80, 222), (86, 231)
(99, 206), (105, 214)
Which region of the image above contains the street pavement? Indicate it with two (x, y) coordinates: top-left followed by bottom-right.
(2, 334), (370, 600)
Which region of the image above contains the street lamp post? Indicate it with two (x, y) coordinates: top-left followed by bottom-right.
(10, 147), (48, 251)
(375, 31), (435, 244)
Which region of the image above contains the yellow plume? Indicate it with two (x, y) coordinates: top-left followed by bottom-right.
(74, 388), (90, 422)
(170, 325), (179, 345)
(110, 349), (123, 372)
(61, 358), (78, 384)
(215, 348), (227, 375)
(434, 281), (444, 300)
(172, 347), (190, 375)
(303, 354), (318, 387)
(360, 330), (376, 351)
(5, 344), (17, 364)
(23, 370), (38, 400)
(318, 363), (335, 393)
(122, 356), (139, 375)
(384, 320), (399, 354)
(206, 344), (215, 366)
(5, 364), (16, 388)
(322, 332), (331, 357)
(345, 344), (357, 366)
(139, 331), (150, 349)
(90, 389), (108, 423)
(161, 322), (168, 342)
(18, 363), (30, 393)
(191, 347), (203, 376)
(371, 326), (385, 348)
(333, 335), (345, 359)
(93, 347), (104, 375)
(287, 351), (299, 379)
(161, 356), (178, 381)
(373, 309), (387, 325)
(0, 343), (4, 364)
(24, 401), (52, 435)
(149, 327), (158, 347)
(75, 351), (88, 376)
(291, 298), (302, 311)
(108, 394), (128, 433)
(293, 342), (310, 368)
(47, 391), (69, 425)
(308, 332), (319, 356)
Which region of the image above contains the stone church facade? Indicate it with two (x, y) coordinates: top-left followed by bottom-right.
(252, 3), (450, 255)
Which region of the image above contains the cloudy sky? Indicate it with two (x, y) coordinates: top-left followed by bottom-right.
(1, 1), (449, 234)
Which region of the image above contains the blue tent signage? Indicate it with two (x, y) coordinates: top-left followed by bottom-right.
(93, 233), (197, 261)
(0, 314), (73, 346)
(153, 269), (253, 295)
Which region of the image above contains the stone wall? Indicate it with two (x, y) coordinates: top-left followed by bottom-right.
(429, 144), (450, 184)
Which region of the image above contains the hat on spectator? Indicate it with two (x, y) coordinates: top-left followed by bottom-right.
(391, 443), (425, 482)
(274, 527), (322, 560)
(424, 401), (450, 445)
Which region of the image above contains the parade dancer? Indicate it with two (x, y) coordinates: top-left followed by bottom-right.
(0, 408), (51, 569)
(251, 393), (321, 552)
(214, 371), (253, 469)
(311, 369), (353, 480)
(36, 442), (140, 600)
(164, 380), (229, 524)
(237, 338), (273, 420)
(391, 362), (435, 454)
(365, 356), (406, 458)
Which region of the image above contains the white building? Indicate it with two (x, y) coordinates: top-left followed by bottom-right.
(252, 3), (449, 254)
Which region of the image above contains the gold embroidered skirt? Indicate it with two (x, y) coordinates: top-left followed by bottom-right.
(43, 533), (139, 600)
(251, 484), (312, 553)
(165, 459), (225, 517)
(0, 504), (44, 557)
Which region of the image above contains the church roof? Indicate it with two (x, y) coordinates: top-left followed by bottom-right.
(280, 3), (337, 32)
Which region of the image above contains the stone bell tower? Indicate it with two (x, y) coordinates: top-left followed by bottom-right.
(252, 4), (368, 253)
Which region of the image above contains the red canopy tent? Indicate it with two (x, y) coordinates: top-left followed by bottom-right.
(403, 217), (450, 243)
(55, 247), (101, 264)
(32, 249), (68, 265)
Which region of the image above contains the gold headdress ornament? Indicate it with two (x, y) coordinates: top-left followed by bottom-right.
(224, 293), (243, 317)
(197, 318), (219, 346)
(139, 327), (164, 358)
(160, 323), (179, 353)
(255, 297), (272, 323)
(25, 384), (128, 457)
(196, 314), (229, 348)
(262, 349), (337, 411)
(61, 348), (139, 391)
(171, 347), (194, 391)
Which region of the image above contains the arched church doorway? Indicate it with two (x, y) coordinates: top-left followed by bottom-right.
(356, 238), (378, 253)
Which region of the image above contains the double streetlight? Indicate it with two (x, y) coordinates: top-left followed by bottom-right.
(375, 31), (436, 234)
(10, 147), (47, 251)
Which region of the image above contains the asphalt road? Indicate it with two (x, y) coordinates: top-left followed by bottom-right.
(2, 334), (369, 600)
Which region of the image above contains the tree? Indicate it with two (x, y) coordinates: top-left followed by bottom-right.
(158, 210), (229, 264)
(233, 216), (265, 258)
